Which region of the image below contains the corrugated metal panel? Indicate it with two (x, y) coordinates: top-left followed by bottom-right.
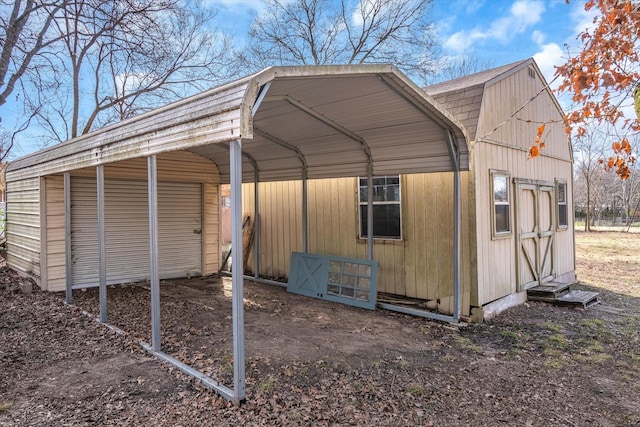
(70, 177), (202, 288)
(5, 177), (41, 278)
(43, 175), (66, 291)
(6, 79), (250, 181)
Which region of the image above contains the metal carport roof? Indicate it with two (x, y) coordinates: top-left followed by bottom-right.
(6, 64), (470, 404)
(7, 64), (469, 181)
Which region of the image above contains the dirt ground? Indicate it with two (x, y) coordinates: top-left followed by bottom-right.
(1, 231), (640, 426)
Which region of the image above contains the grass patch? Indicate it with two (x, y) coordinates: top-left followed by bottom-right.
(443, 354), (457, 362)
(0, 402), (12, 412)
(541, 322), (562, 332)
(543, 358), (568, 370)
(406, 383), (425, 397)
(582, 318), (605, 328)
(454, 335), (483, 353)
(575, 231), (640, 297)
(547, 333), (569, 347)
(257, 376), (276, 394)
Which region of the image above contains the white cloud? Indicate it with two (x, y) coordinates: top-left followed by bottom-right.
(570, 1), (598, 36)
(533, 42), (564, 85)
(444, 30), (483, 52)
(511, 0), (545, 25)
(443, 0), (545, 53)
(531, 30), (545, 45)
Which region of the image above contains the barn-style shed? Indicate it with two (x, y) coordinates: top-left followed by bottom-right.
(235, 58), (575, 319)
(4, 64), (470, 401)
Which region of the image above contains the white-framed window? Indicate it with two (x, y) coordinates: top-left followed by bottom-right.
(358, 175), (401, 239)
(557, 180), (568, 229)
(491, 170), (511, 237)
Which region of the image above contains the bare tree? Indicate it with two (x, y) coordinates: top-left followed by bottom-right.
(573, 126), (610, 231)
(34, 0), (238, 140)
(606, 136), (640, 228)
(243, 0), (437, 81)
(2, 0), (238, 154)
(0, 0), (66, 112)
(432, 51), (495, 83)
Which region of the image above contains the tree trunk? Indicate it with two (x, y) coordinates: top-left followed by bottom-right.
(585, 184), (591, 232)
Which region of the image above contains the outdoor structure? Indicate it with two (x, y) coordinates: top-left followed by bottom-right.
(234, 58), (575, 319)
(3, 64), (469, 402)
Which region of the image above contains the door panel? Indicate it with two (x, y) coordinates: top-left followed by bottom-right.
(538, 187), (555, 283)
(70, 177), (202, 288)
(516, 181), (555, 290)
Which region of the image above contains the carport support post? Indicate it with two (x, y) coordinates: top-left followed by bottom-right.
(254, 170), (260, 278)
(302, 172), (308, 253)
(97, 165), (108, 323)
(230, 139), (246, 400)
(64, 172), (72, 305)
(453, 168), (461, 321)
(148, 155), (161, 351)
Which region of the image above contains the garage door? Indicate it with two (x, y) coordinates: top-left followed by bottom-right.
(70, 177), (202, 288)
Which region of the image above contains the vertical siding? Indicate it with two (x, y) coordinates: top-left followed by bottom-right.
(241, 174), (473, 316)
(473, 65), (574, 305)
(203, 183), (219, 275)
(44, 175), (66, 291)
(5, 177), (41, 281)
(242, 180), (303, 278)
(402, 173), (473, 313)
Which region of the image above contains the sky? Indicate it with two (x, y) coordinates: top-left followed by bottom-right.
(4, 0), (599, 159)
(211, 0), (596, 85)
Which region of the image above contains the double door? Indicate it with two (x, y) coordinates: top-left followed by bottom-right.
(515, 181), (555, 290)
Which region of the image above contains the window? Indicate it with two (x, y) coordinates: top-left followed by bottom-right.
(491, 171), (511, 236)
(359, 176), (401, 239)
(557, 180), (568, 228)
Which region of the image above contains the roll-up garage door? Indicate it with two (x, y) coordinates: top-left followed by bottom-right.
(70, 177), (202, 288)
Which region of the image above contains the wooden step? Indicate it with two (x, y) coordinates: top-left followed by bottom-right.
(527, 282), (600, 308)
(554, 290), (600, 308)
(527, 282), (572, 302)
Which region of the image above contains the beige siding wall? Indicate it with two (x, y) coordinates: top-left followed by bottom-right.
(203, 183), (220, 275)
(13, 150), (221, 291)
(43, 175), (65, 291)
(242, 174), (473, 315)
(242, 181), (304, 278)
(5, 177), (41, 282)
(473, 65), (574, 306)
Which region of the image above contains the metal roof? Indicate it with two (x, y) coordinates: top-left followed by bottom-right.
(7, 64), (470, 183)
(424, 59), (530, 96)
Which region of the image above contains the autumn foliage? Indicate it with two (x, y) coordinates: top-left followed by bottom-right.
(554, 0), (640, 180)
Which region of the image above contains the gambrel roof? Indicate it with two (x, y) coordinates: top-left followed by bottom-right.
(424, 58), (563, 142)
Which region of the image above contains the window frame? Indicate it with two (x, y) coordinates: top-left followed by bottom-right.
(556, 179), (568, 230)
(358, 175), (402, 240)
(490, 170), (512, 239)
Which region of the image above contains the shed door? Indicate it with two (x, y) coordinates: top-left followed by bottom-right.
(70, 177), (202, 288)
(515, 182), (555, 291)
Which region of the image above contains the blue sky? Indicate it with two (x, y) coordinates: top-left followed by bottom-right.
(211, 0), (596, 84)
(4, 0), (598, 159)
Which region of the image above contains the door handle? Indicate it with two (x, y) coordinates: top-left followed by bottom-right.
(193, 229), (202, 234)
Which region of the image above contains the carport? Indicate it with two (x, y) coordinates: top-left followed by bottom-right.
(5, 64), (469, 402)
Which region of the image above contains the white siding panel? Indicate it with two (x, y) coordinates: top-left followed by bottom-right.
(71, 177), (202, 288)
(5, 177), (41, 279)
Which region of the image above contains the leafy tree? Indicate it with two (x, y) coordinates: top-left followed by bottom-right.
(554, 0), (640, 180)
(243, 0), (438, 82)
